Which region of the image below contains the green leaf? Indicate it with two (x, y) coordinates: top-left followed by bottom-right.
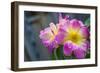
(86, 53), (90, 58)
(85, 18), (90, 27)
(51, 46), (64, 60)
(55, 46), (64, 60)
(51, 52), (56, 60)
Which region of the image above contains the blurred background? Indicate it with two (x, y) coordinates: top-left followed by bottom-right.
(24, 11), (90, 61)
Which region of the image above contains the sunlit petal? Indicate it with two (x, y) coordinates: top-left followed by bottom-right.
(49, 22), (57, 35)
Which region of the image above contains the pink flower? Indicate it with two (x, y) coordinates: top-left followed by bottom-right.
(39, 14), (67, 53)
(62, 19), (90, 59)
(39, 23), (59, 53)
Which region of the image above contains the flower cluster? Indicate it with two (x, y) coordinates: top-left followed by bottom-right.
(39, 14), (90, 59)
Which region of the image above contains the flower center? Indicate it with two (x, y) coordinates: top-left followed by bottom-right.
(65, 28), (83, 45)
(69, 32), (80, 43)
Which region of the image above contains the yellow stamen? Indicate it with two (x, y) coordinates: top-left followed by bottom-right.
(64, 28), (84, 45)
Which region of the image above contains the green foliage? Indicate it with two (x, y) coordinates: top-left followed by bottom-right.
(51, 46), (64, 60)
(86, 53), (90, 58)
(85, 18), (90, 27)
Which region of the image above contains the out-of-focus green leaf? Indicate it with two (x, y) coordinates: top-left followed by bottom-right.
(85, 18), (90, 27)
(51, 52), (56, 60)
(56, 46), (64, 60)
(51, 46), (64, 60)
(86, 53), (90, 58)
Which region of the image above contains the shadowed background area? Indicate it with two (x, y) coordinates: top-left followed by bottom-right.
(24, 11), (90, 61)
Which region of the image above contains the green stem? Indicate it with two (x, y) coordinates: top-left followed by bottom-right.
(54, 48), (58, 60)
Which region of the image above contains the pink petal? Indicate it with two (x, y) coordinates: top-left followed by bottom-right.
(49, 22), (57, 35)
(55, 29), (66, 44)
(73, 48), (86, 59)
(70, 19), (82, 30)
(80, 41), (90, 51)
(39, 27), (55, 41)
(63, 41), (73, 56)
(80, 26), (90, 38)
(43, 40), (58, 53)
